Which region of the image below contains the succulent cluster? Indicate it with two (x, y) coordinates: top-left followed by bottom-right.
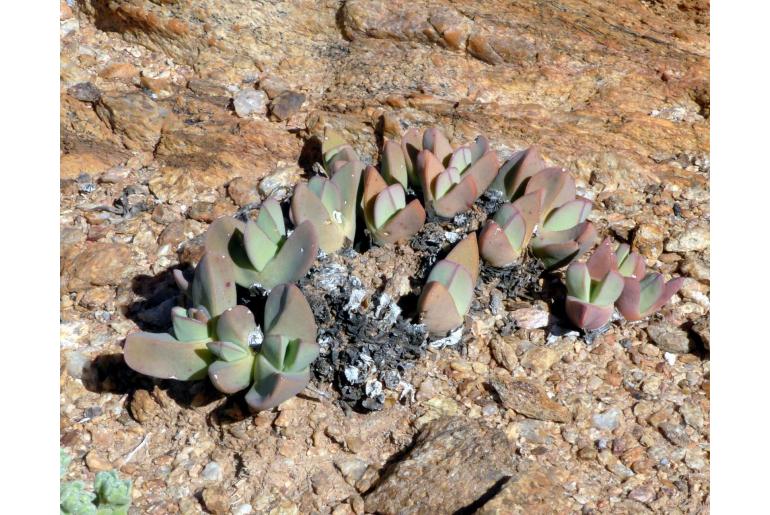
(564, 238), (684, 330)
(61, 451), (132, 515)
(122, 125), (684, 409)
(482, 146), (596, 269)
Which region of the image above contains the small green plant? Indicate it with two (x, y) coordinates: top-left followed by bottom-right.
(418, 233), (480, 335)
(205, 197), (318, 290)
(489, 145), (547, 199)
(60, 450), (132, 515)
(125, 283), (318, 411)
(478, 191), (542, 267)
(362, 165), (426, 245)
(564, 238), (625, 330)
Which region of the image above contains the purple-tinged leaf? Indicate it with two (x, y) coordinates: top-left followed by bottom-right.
(432, 167), (461, 199)
(373, 184), (406, 229)
(462, 151), (499, 195)
(382, 140), (409, 188)
(426, 260), (474, 315)
(376, 199), (426, 245)
(639, 273), (665, 315)
(524, 167), (576, 218)
(246, 359), (310, 411)
(479, 220), (519, 267)
(256, 198), (285, 244)
(124, 332), (213, 381)
(445, 232), (480, 283)
(322, 127), (346, 156)
(417, 150), (444, 203)
(257, 221), (318, 288)
(190, 253), (237, 317)
(205, 217), (261, 287)
(291, 182), (344, 253)
(216, 305), (258, 348)
(263, 283), (317, 342)
(308, 176), (343, 216)
(448, 146), (472, 173)
(616, 244), (645, 278)
(173, 269), (189, 295)
(432, 175), (478, 218)
(418, 281), (464, 335)
(492, 145), (547, 199)
(532, 221), (597, 269)
(586, 237), (617, 280)
(565, 297), (613, 331)
(208, 356), (253, 394)
(423, 128), (453, 166)
(469, 135), (489, 162)
(401, 127), (423, 182)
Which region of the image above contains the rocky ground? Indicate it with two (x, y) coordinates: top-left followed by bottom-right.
(60, 0), (709, 513)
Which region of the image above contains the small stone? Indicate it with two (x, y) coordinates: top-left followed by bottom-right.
(692, 320), (710, 350)
(684, 447), (707, 470)
(149, 168), (195, 205)
(634, 223), (665, 260)
(98, 62), (139, 80)
(202, 486), (229, 514)
(233, 504), (253, 515)
(259, 165), (301, 198)
(658, 422), (690, 446)
(490, 338), (519, 372)
(646, 324), (693, 354)
(67, 82), (101, 102)
(490, 377), (571, 423)
(233, 89), (268, 117)
(67, 243), (133, 291)
(158, 221), (187, 248)
(228, 177), (261, 207)
(592, 407), (621, 431)
(66, 351), (89, 379)
(511, 308), (549, 329)
(335, 457), (368, 485)
(85, 450), (112, 472)
(202, 461), (222, 481)
(679, 401), (704, 431)
(628, 485), (655, 504)
(665, 225), (710, 252)
(270, 90), (306, 120)
(152, 204), (181, 224)
(521, 345), (562, 373)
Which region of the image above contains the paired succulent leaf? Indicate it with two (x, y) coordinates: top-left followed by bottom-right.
(416, 132), (499, 218)
(94, 471), (132, 510)
(564, 238), (625, 330)
(205, 199), (318, 289)
(362, 166), (426, 245)
(61, 482), (97, 515)
(614, 243), (646, 278)
(418, 233), (479, 334)
(245, 284), (319, 410)
(61, 470), (132, 515)
(490, 145), (547, 199)
(616, 271), (685, 321)
(478, 191), (543, 267)
(531, 221), (596, 269)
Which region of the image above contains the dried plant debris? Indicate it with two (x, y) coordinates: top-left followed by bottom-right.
(302, 253), (428, 411)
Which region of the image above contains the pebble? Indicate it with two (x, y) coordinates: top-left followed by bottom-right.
(335, 457), (368, 485)
(66, 350), (89, 379)
(628, 485), (655, 504)
(646, 324), (693, 354)
(233, 89), (268, 117)
(85, 450), (112, 472)
(68, 82), (101, 102)
(665, 225), (709, 252)
(684, 447), (707, 470)
(270, 90), (306, 120)
(233, 504), (253, 515)
(511, 308), (550, 329)
(202, 461), (222, 481)
(592, 407), (621, 431)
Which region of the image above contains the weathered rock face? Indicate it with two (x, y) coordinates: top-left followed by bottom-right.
(364, 416), (516, 514)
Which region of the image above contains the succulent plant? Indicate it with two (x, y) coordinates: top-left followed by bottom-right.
(61, 470), (133, 515)
(478, 191), (542, 267)
(416, 130), (499, 218)
(61, 482), (97, 515)
(292, 129), (364, 253)
(418, 233), (480, 335)
(94, 471), (132, 514)
(204, 198), (318, 290)
(614, 242), (646, 278)
(524, 168), (596, 269)
(61, 448), (72, 478)
(490, 145), (547, 199)
(361, 165), (426, 245)
(564, 238), (625, 330)
(124, 283), (318, 411)
(616, 268), (684, 322)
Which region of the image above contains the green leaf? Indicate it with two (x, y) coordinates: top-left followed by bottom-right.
(207, 340), (249, 362)
(565, 263), (591, 301)
(542, 197), (592, 232)
(208, 355), (254, 394)
(190, 253), (237, 317)
(469, 135), (489, 163)
(291, 182), (344, 253)
(256, 198), (286, 244)
(524, 167), (576, 218)
(432, 167), (461, 199)
(172, 312), (210, 342)
(445, 232), (480, 283)
(590, 270), (625, 306)
(257, 221), (318, 288)
(243, 220), (279, 272)
(479, 220), (518, 268)
(382, 140), (408, 188)
(639, 273), (664, 314)
(331, 160), (364, 240)
(448, 146), (472, 174)
(308, 176), (343, 216)
(263, 283), (317, 342)
(373, 184), (406, 229)
(423, 128), (453, 166)
(401, 127), (423, 184)
(124, 332), (213, 381)
(246, 360), (310, 410)
(426, 260), (474, 316)
(204, 217), (261, 288)
(282, 339), (320, 373)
